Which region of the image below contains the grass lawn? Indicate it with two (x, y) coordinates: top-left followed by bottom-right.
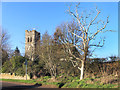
(1, 75), (119, 88)
(1, 79), (36, 84)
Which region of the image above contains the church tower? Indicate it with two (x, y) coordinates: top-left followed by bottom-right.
(25, 30), (40, 61)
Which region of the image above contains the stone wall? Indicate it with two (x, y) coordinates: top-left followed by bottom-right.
(0, 73), (30, 80)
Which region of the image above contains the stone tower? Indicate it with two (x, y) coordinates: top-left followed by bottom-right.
(25, 30), (40, 61)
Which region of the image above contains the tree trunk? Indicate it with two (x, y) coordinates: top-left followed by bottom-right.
(80, 60), (84, 80)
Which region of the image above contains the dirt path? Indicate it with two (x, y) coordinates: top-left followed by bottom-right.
(1, 81), (58, 89)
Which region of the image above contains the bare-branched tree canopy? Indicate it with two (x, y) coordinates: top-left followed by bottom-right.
(0, 28), (11, 65)
(36, 31), (58, 78)
(54, 3), (113, 80)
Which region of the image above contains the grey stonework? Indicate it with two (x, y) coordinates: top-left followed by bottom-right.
(25, 30), (40, 61)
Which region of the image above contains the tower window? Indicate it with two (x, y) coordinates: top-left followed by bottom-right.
(28, 37), (29, 42)
(30, 37), (32, 42)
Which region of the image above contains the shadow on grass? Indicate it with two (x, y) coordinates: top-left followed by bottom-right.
(58, 83), (65, 88)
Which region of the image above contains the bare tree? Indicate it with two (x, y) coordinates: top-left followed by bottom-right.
(0, 28), (11, 65)
(55, 3), (113, 80)
(37, 31), (58, 78)
(0, 30), (10, 51)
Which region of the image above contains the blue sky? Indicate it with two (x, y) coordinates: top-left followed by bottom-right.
(2, 2), (118, 58)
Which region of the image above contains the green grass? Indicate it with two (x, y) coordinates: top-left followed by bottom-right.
(36, 76), (51, 81)
(1, 79), (36, 84)
(1, 76), (118, 88)
(62, 77), (118, 88)
(37, 79), (60, 87)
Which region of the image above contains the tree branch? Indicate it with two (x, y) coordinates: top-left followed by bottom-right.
(87, 9), (101, 32)
(90, 37), (105, 47)
(89, 16), (109, 41)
